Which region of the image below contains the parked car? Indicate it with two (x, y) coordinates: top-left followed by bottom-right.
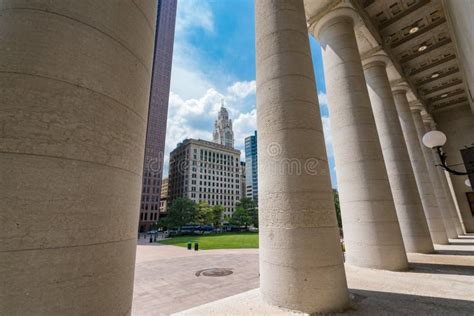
(200, 225), (213, 232)
(167, 229), (178, 236)
(180, 225), (200, 234)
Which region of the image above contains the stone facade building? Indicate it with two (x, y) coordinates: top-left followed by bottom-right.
(168, 139), (242, 218)
(139, 0), (177, 233)
(213, 102), (235, 148)
(159, 178), (169, 215)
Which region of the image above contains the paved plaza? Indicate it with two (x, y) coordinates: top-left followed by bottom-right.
(132, 241), (259, 316)
(132, 237), (474, 316)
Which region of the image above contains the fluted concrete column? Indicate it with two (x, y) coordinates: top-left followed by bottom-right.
(0, 1), (156, 314)
(392, 88), (448, 244)
(434, 105), (474, 232)
(312, 9), (408, 271)
(255, 0), (349, 313)
(423, 118), (465, 236)
(363, 57), (433, 253)
(411, 106), (458, 239)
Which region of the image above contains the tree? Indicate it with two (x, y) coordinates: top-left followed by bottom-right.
(196, 201), (214, 226)
(333, 190), (342, 229)
(162, 197), (197, 229)
(211, 205), (224, 228)
(236, 197), (258, 228)
(230, 205), (252, 229)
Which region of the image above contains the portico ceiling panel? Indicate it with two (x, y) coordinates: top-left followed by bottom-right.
(419, 74), (462, 96)
(353, 0), (470, 112)
(422, 82), (464, 99)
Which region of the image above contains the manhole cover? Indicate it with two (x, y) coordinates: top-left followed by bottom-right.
(195, 268), (233, 277)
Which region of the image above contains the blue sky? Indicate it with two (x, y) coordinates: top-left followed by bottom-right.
(165, 0), (336, 187)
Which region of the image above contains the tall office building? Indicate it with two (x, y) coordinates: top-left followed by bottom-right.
(168, 139), (242, 219)
(213, 101), (235, 148)
(239, 161), (246, 200)
(245, 131), (258, 202)
(139, 0), (177, 233)
(159, 178), (169, 215)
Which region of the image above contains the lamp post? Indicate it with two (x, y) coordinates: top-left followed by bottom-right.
(422, 131), (470, 176)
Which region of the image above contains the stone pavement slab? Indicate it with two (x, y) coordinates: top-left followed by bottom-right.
(132, 244), (259, 316)
(133, 240), (474, 315)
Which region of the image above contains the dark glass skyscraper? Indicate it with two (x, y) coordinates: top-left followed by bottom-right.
(139, 0), (177, 233)
(245, 131), (258, 203)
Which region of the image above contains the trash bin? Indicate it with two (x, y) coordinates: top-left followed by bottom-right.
(187, 242), (192, 250)
(194, 242), (199, 251)
(149, 236), (153, 243)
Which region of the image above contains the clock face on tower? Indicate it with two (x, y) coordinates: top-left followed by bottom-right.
(213, 100), (235, 148)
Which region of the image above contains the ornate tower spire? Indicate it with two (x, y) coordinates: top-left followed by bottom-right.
(213, 100), (234, 148)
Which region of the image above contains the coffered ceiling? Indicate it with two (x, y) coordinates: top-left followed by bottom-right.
(354, 0), (470, 112)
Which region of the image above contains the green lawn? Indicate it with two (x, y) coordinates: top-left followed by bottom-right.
(159, 232), (259, 250)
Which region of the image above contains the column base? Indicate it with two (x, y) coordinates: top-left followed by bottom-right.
(171, 289), (311, 316)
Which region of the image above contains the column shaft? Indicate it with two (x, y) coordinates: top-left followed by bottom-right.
(412, 109), (458, 239)
(423, 121), (464, 235)
(317, 16), (408, 270)
(392, 91), (448, 244)
(434, 105), (474, 232)
(0, 1), (156, 314)
(363, 61), (433, 253)
(255, 0), (349, 313)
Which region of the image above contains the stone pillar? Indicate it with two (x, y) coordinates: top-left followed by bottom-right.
(423, 117), (465, 236)
(255, 0), (349, 313)
(0, 1), (156, 315)
(363, 56), (433, 253)
(411, 106), (458, 239)
(434, 105), (474, 233)
(312, 9), (408, 270)
(392, 88), (449, 244)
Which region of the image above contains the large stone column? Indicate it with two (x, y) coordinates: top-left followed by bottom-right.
(363, 56), (433, 253)
(411, 106), (458, 239)
(423, 117), (465, 236)
(255, 0), (349, 313)
(392, 87), (448, 244)
(0, 1), (156, 314)
(312, 9), (408, 271)
(434, 105), (474, 232)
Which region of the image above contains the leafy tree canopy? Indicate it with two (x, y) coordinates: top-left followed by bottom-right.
(162, 197), (197, 229)
(333, 190), (342, 229)
(230, 205), (252, 228)
(196, 201), (214, 226)
(236, 197), (258, 228)
(211, 205), (224, 228)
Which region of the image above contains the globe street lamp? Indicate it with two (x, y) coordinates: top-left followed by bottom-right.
(422, 130), (469, 176)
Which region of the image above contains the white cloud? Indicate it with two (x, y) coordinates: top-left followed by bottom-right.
(321, 116), (333, 157)
(233, 109), (257, 150)
(227, 80), (256, 99)
(318, 92), (328, 108)
(175, 0), (214, 34)
(170, 57), (213, 99)
(318, 91), (329, 116)
(169, 0), (216, 99)
(317, 92), (333, 159)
